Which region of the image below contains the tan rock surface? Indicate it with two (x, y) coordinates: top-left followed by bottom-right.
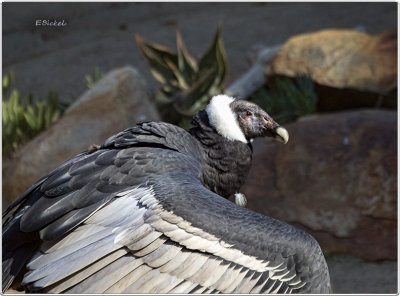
(3, 66), (160, 207)
(242, 109), (397, 260)
(266, 29), (397, 94)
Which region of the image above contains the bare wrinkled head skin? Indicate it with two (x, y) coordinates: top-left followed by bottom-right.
(206, 95), (289, 144)
(229, 99), (289, 144)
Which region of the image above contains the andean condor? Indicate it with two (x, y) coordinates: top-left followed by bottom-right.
(2, 95), (331, 293)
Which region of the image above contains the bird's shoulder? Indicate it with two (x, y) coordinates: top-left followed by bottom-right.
(3, 121), (203, 245)
(101, 121), (202, 160)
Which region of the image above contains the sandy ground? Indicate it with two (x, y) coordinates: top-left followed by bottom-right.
(326, 254), (397, 294)
(2, 2), (398, 294)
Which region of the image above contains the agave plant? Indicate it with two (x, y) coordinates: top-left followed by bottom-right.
(23, 92), (62, 136)
(2, 72), (65, 155)
(136, 25), (228, 126)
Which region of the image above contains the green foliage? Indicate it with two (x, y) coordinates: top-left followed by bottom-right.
(136, 25), (228, 127)
(250, 74), (318, 124)
(2, 72), (65, 155)
(2, 71), (14, 96)
(85, 67), (104, 89)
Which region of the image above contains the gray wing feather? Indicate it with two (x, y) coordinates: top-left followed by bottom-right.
(66, 254), (145, 294)
(19, 184), (330, 293)
(40, 224), (104, 253)
(169, 281), (198, 293)
(133, 236), (167, 257)
(23, 233), (119, 287)
(28, 226), (110, 269)
(46, 248), (128, 293)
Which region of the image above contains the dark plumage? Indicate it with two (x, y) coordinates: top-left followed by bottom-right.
(190, 109), (252, 198)
(2, 95), (330, 293)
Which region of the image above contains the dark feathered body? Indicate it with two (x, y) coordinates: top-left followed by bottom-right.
(190, 110), (252, 198)
(3, 99), (330, 294)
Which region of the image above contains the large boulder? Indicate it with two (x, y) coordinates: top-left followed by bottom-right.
(242, 109), (397, 261)
(266, 29), (397, 111)
(3, 66), (160, 207)
(267, 28), (397, 93)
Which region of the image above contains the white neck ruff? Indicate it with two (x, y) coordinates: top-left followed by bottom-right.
(205, 95), (247, 143)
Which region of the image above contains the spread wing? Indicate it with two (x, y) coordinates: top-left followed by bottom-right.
(3, 122), (330, 294)
(2, 122), (199, 291)
(17, 179), (330, 294)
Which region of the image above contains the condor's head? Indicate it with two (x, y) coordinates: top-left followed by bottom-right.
(206, 94), (289, 144)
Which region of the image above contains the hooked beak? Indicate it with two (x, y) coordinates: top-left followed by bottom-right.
(261, 115), (289, 144)
(274, 126), (289, 144)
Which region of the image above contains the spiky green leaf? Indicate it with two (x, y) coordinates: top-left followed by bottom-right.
(176, 31), (198, 86)
(197, 24), (227, 84)
(174, 68), (218, 116)
(136, 34), (181, 86)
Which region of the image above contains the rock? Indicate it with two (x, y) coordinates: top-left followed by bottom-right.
(267, 28), (397, 93)
(266, 29), (397, 111)
(242, 109), (396, 261)
(3, 66), (160, 208)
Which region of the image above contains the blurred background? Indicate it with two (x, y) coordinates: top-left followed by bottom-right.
(2, 2), (398, 294)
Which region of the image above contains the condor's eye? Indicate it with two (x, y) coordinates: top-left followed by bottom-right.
(244, 111), (253, 117)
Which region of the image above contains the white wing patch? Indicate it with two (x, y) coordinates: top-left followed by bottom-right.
(22, 186), (302, 293)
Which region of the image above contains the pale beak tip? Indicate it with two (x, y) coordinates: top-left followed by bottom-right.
(275, 126), (289, 144)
